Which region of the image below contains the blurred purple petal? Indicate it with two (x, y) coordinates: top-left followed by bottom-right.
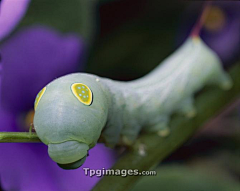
(1, 26), (85, 114)
(0, 133), (116, 191)
(0, 108), (16, 131)
(0, 0), (30, 41)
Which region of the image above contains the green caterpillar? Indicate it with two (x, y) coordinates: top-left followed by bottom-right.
(33, 37), (232, 169)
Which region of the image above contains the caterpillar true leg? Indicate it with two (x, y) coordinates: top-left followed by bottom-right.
(29, 123), (34, 135)
(101, 112), (123, 148)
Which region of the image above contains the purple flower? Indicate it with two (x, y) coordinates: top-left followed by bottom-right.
(0, 26), (116, 191)
(0, 0), (30, 41)
(1, 26), (85, 114)
(177, 1), (240, 66)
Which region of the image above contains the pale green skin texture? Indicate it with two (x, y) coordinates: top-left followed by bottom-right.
(33, 37), (232, 165)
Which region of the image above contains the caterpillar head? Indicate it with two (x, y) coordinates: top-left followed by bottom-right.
(33, 74), (109, 169)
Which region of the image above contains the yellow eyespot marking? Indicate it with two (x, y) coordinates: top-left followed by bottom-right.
(71, 83), (93, 106)
(34, 87), (46, 110)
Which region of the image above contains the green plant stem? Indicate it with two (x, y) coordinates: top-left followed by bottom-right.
(92, 63), (240, 191)
(0, 132), (41, 143)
